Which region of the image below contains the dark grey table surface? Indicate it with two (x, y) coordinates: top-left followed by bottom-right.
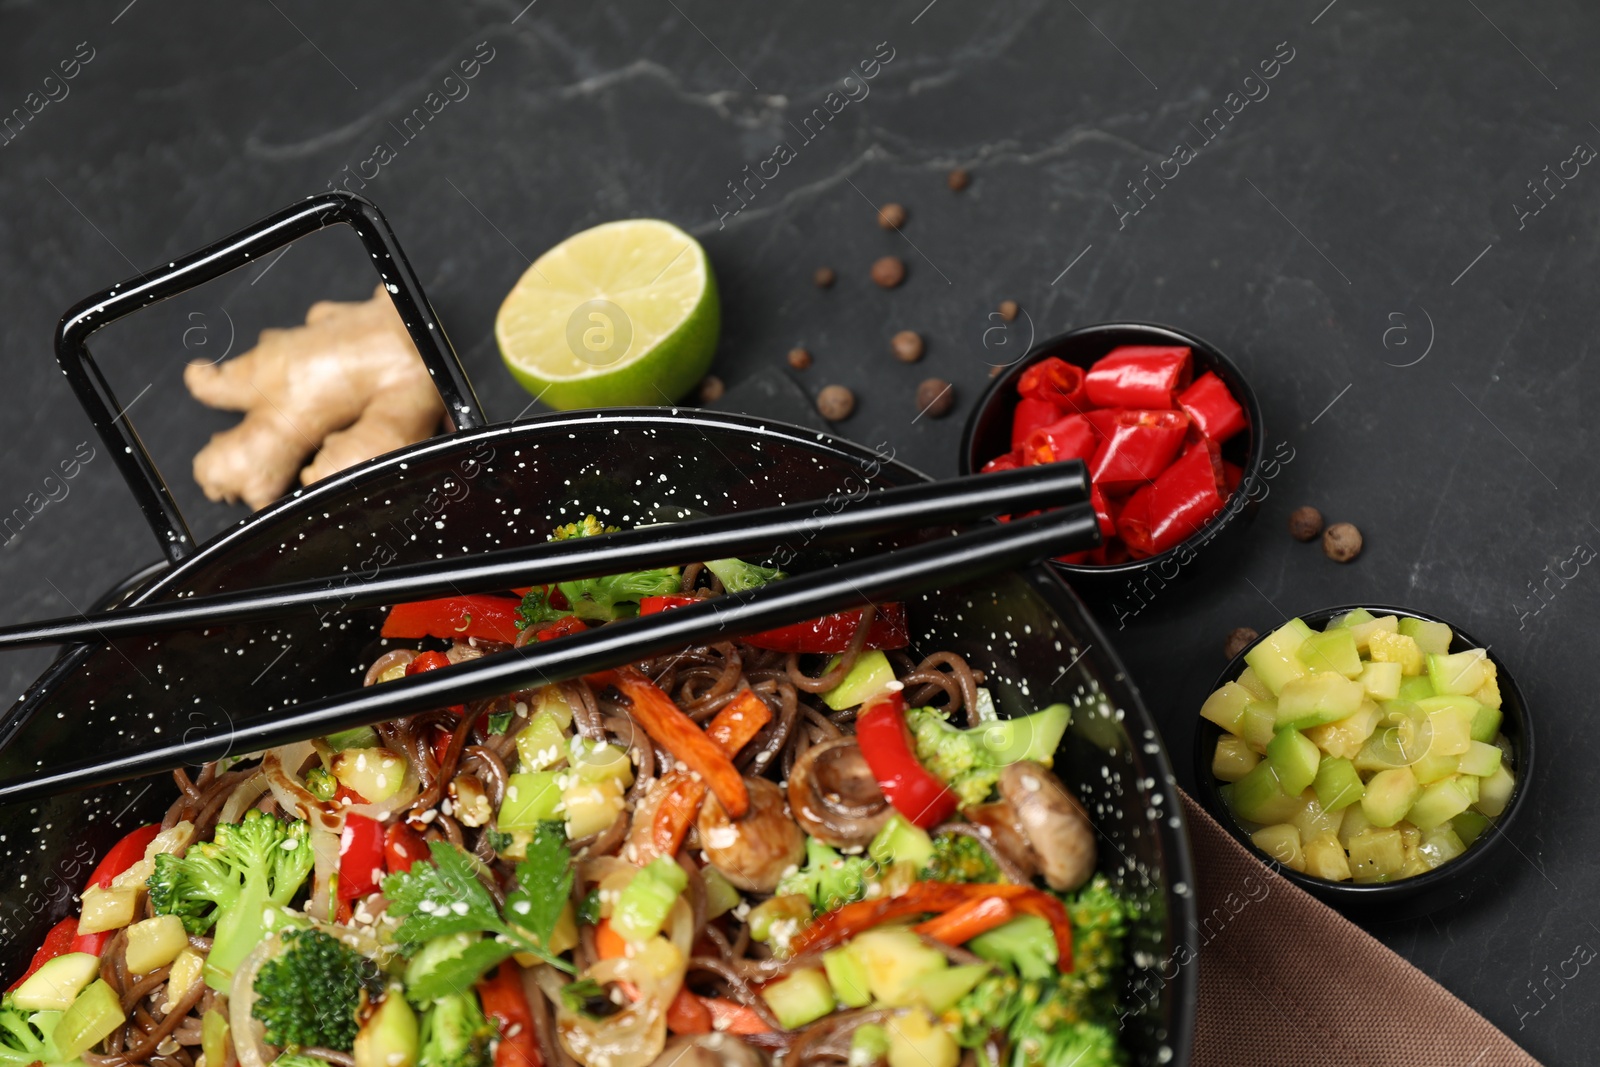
(2, 0), (1594, 1060)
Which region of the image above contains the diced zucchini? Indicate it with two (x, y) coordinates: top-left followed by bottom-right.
(853, 928), (949, 1007)
(353, 985), (418, 1067)
(1305, 703), (1382, 760)
(823, 945), (873, 1007)
(1338, 805), (1373, 847)
(1407, 777), (1473, 831)
(164, 950), (205, 1012)
(1418, 696), (1477, 756)
(500, 772), (564, 831)
(701, 867), (741, 920)
(1250, 824), (1304, 870)
(749, 895), (811, 945)
(125, 916), (189, 975)
(1395, 674), (1437, 702)
(1452, 811), (1492, 847)
(612, 857), (688, 942)
(1427, 649), (1489, 696)
(1474, 764), (1515, 818)
(1471, 660), (1502, 710)
(1330, 607), (1375, 630)
(515, 712), (568, 772)
(568, 739), (634, 788)
(1243, 618), (1316, 695)
(869, 813), (935, 869)
(562, 777), (625, 840)
(886, 1008), (960, 1067)
(1358, 661), (1403, 702)
(1298, 629), (1362, 678)
(1227, 762), (1305, 825)
(12, 953), (100, 1011)
(77, 885), (140, 935)
(1347, 613), (1400, 652)
(55, 980), (126, 1060)
(1367, 631), (1423, 675)
(822, 650), (897, 710)
(1458, 740), (1502, 778)
(325, 725), (381, 750)
(1291, 796), (1341, 839)
(1266, 729), (1321, 795)
(974, 703), (1070, 765)
(1360, 767), (1421, 828)
(1235, 666), (1273, 702)
(331, 747), (408, 804)
(1418, 827), (1467, 869)
(1200, 682), (1256, 735)
(916, 964), (990, 1012)
(1458, 773), (1480, 805)
(1211, 735), (1260, 783)
(1469, 704), (1503, 744)
(762, 968), (836, 1029)
(852, 1024), (891, 1067)
(1408, 749), (1460, 785)
(1240, 703), (1277, 753)
(1347, 828), (1405, 882)
(1276, 673), (1365, 730)
(1312, 757), (1364, 812)
(1398, 617), (1453, 655)
(1302, 833), (1353, 881)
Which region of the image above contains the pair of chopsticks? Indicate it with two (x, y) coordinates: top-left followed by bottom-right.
(0, 462), (1100, 802)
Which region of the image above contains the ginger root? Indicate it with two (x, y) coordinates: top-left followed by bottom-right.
(184, 285), (444, 510)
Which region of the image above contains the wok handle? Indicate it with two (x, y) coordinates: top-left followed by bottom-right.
(52, 191), (487, 564)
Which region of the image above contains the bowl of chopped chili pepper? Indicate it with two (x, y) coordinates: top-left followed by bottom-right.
(961, 322), (1264, 597)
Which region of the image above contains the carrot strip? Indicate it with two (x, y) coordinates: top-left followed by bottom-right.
(594, 667), (749, 818)
(706, 689), (773, 757)
(913, 895), (1014, 944)
(700, 997), (772, 1035)
(666, 988), (713, 1034)
(594, 918), (629, 961)
(648, 770), (707, 861)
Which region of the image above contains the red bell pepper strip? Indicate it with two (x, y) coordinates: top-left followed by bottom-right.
(68, 822), (163, 956)
(478, 962), (545, 1067)
(1022, 414), (1098, 467)
(855, 691), (959, 829)
(1083, 345), (1192, 409)
(1132, 438), (1227, 555)
(383, 821), (430, 874)
(980, 450), (1024, 475)
(405, 651), (465, 716)
(1017, 357), (1088, 409)
(1010, 397), (1066, 450)
(741, 603), (909, 654)
(382, 595), (524, 645)
(1087, 409), (1189, 495)
(592, 667), (749, 819)
(790, 880), (1073, 971)
(1177, 371), (1247, 443)
(338, 813), (385, 902)
(534, 615), (588, 642)
(10, 917), (80, 990)
(640, 594), (697, 615)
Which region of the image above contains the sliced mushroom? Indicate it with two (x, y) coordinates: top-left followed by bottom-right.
(787, 736), (893, 849)
(652, 1033), (771, 1067)
(964, 799), (1037, 883)
(697, 777), (806, 893)
(998, 760), (1096, 891)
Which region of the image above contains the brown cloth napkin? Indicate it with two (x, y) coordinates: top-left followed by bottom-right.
(1181, 790), (1542, 1067)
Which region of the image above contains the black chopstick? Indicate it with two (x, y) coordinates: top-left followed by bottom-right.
(0, 499), (1101, 803)
(0, 462), (1089, 650)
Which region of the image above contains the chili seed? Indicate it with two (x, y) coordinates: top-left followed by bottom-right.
(998, 300), (1019, 322)
(698, 375), (725, 404)
(1224, 627), (1259, 660)
(787, 347), (813, 370)
(891, 330), (924, 363)
(948, 167), (970, 191)
(813, 266), (836, 289)
(871, 256), (907, 288)
(1324, 522), (1363, 563)
(916, 378), (955, 418)
(817, 385), (855, 421)
(877, 202), (908, 230)
(1288, 506), (1324, 542)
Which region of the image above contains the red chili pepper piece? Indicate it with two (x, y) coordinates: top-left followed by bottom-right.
(980, 451), (1024, 475)
(855, 691), (959, 829)
(428, 725), (453, 770)
(11, 917), (80, 990)
(338, 813), (386, 902)
(1084, 345), (1193, 409)
(477, 962), (545, 1067)
(1088, 409), (1189, 496)
(1223, 461), (1243, 495)
(1177, 371), (1247, 443)
(790, 880), (1073, 971)
(1010, 396), (1066, 450)
(383, 820), (430, 874)
(1022, 414), (1098, 467)
(1132, 437), (1227, 555)
(1115, 489), (1154, 559)
(640, 594), (698, 615)
(534, 616), (588, 642)
(381, 594), (525, 645)
(1017, 357), (1088, 408)
(742, 603), (909, 653)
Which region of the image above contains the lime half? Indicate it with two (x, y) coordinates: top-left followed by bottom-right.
(495, 219), (719, 409)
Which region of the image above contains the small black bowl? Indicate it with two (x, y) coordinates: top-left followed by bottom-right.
(1193, 605), (1535, 917)
(960, 322), (1266, 602)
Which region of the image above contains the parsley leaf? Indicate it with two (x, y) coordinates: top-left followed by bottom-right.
(382, 841), (500, 942)
(506, 821), (572, 949)
(559, 977), (607, 1016)
(405, 940), (517, 1002)
(487, 710), (513, 735)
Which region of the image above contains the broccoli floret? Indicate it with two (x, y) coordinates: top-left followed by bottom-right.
(0, 997), (74, 1067)
(304, 766), (338, 802)
(521, 517), (681, 623)
(273, 1055), (335, 1067)
(551, 516), (613, 540)
(703, 558), (786, 592)
(419, 992), (494, 1067)
(775, 837), (873, 913)
(905, 707), (1003, 807)
(147, 809), (315, 991)
(252, 928), (382, 1052)
(968, 914), (1057, 980)
(921, 831), (1000, 884)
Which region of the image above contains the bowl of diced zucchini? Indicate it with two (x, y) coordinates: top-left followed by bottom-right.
(1192, 605), (1531, 907)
